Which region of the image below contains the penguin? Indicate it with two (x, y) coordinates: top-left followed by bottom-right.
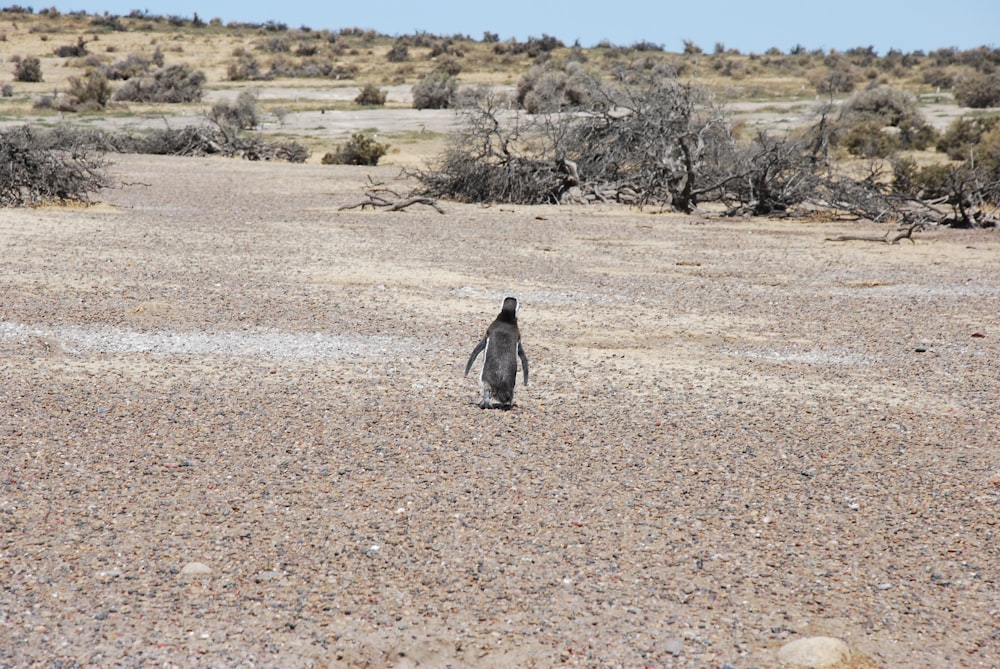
(464, 297), (529, 409)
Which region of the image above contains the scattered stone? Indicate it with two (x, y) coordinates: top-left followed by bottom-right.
(664, 638), (684, 656)
(181, 562), (212, 575)
(777, 636), (850, 668)
(255, 570), (283, 582)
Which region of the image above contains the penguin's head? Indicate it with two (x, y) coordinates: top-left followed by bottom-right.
(499, 296), (519, 322)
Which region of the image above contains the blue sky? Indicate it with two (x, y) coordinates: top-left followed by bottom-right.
(56, 0), (996, 54)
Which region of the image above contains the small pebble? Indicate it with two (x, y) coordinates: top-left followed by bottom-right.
(664, 639), (684, 656)
(181, 562), (212, 575)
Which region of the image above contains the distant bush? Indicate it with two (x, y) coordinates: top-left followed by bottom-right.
(111, 64), (205, 102)
(210, 89), (260, 130)
(267, 56), (357, 79)
(66, 69), (112, 108)
(412, 72), (457, 109)
(14, 56), (43, 82)
(937, 115), (1000, 160)
(807, 59), (858, 95)
(517, 61), (594, 113)
(226, 54), (269, 81)
(354, 82), (387, 106)
(954, 72), (1000, 108)
(294, 43), (318, 57)
(922, 66), (963, 90)
(429, 39), (463, 59)
(386, 41), (409, 62)
(1, 84), (12, 97)
(835, 85), (936, 156)
(433, 56), (463, 76)
(256, 36), (289, 53)
(323, 132), (388, 166)
(493, 34), (564, 57)
(103, 52), (153, 80)
(54, 37), (87, 57)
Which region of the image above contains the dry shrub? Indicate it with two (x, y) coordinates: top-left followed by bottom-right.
(834, 85), (936, 157)
(66, 69), (112, 108)
(937, 115), (1000, 160)
(112, 64), (205, 103)
(354, 83), (387, 106)
(955, 72), (1000, 108)
(227, 54), (270, 81)
(14, 56), (43, 82)
(103, 52), (153, 80)
(323, 133), (388, 166)
(412, 72), (457, 109)
(0, 125), (109, 206)
(387, 41), (409, 63)
(210, 89), (260, 130)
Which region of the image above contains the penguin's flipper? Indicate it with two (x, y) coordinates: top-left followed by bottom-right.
(464, 336), (488, 377)
(517, 341), (529, 386)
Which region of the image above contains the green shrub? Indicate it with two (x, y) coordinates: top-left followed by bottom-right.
(355, 82), (387, 106)
(14, 56), (43, 82)
(323, 132), (388, 166)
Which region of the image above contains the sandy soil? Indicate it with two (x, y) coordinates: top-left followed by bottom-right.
(1, 154), (998, 668)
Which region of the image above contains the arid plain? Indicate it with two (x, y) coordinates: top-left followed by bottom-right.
(2, 153), (998, 667)
(2, 11), (1000, 668)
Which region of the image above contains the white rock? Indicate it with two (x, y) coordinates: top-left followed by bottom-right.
(181, 562), (212, 575)
(777, 636), (850, 668)
(664, 638), (684, 656)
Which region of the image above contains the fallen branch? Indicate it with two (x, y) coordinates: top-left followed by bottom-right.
(825, 222), (924, 244)
(339, 192), (445, 213)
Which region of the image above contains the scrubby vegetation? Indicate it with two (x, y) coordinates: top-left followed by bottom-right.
(13, 55), (43, 82)
(323, 132), (388, 166)
(111, 64), (205, 103)
(412, 72), (457, 109)
(354, 82), (387, 106)
(0, 125), (109, 206)
(1, 7), (997, 224)
(210, 89), (261, 130)
(417, 65), (999, 227)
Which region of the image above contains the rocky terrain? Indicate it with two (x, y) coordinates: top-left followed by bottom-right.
(1, 154), (998, 667)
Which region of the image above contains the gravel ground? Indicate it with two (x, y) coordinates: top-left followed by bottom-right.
(2, 154), (999, 668)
